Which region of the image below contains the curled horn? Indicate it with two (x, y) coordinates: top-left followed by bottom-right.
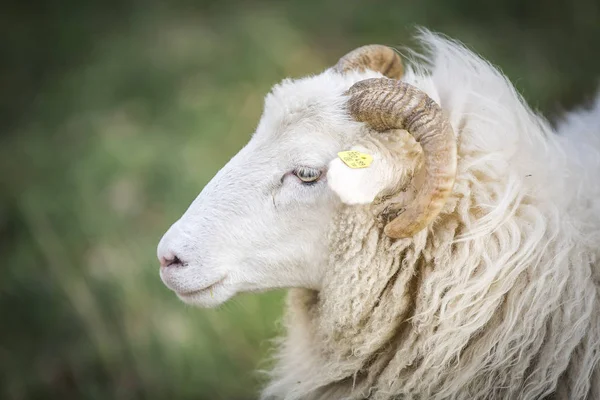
(346, 78), (457, 239)
(334, 45), (404, 80)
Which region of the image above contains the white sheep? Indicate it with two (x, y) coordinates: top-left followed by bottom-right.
(157, 31), (600, 399)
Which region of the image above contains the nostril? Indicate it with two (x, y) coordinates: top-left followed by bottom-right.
(170, 255), (183, 266)
(160, 254), (184, 268)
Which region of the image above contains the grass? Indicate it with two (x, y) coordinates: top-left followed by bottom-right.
(0, 0), (599, 398)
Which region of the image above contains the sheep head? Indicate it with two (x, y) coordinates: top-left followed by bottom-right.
(157, 45), (456, 307)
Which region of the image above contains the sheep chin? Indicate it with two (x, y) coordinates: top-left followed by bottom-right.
(175, 277), (234, 308)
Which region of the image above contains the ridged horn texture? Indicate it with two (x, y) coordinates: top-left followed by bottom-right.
(347, 78), (457, 238)
(334, 45), (404, 79)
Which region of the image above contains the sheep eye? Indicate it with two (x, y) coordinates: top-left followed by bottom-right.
(293, 167), (321, 183)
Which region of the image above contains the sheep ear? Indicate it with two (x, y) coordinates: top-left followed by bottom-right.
(327, 146), (397, 205)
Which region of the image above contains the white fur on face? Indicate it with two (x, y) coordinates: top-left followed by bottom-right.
(156, 68), (415, 307)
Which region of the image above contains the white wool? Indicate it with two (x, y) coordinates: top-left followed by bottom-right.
(157, 31), (600, 399)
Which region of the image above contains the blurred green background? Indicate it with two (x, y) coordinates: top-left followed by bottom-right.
(1, 0), (599, 399)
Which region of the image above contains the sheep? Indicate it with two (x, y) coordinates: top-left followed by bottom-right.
(156, 31), (600, 400)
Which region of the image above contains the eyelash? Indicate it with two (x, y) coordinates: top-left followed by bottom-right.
(292, 166), (322, 184)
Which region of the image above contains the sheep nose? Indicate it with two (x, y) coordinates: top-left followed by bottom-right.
(157, 222), (187, 268)
(159, 252), (184, 268)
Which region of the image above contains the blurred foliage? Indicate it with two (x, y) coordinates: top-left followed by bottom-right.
(0, 0), (599, 399)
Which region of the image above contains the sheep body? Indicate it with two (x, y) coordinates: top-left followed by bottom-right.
(156, 31), (600, 400)
(262, 33), (600, 400)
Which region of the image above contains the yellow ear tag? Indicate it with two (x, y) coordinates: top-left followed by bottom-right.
(337, 151), (373, 169)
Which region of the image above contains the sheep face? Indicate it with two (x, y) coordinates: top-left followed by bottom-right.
(157, 70), (422, 307)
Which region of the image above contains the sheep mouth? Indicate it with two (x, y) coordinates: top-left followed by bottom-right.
(175, 276), (228, 298)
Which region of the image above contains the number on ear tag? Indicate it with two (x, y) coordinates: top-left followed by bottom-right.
(337, 151), (373, 169)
